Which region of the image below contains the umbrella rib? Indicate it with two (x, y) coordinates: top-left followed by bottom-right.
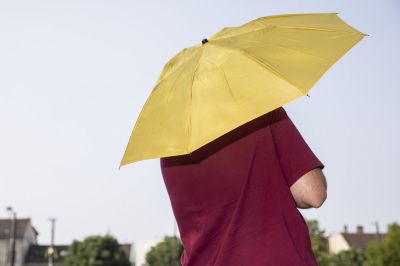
(166, 60), (190, 99)
(211, 25), (277, 42)
(276, 25), (340, 33)
(247, 40), (329, 62)
(154, 48), (197, 88)
(212, 13), (336, 39)
(212, 62), (243, 112)
(210, 13), (361, 43)
(187, 48), (205, 152)
(211, 22), (347, 43)
(229, 46), (307, 95)
(209, 42), (305, 94)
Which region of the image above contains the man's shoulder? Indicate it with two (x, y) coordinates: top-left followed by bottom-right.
(267, 106), (289, 124)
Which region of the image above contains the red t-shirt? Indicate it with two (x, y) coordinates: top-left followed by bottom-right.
(160, 107), (325, 266)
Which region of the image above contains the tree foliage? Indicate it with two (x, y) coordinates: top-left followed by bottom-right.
(307, 219), (332, 266)
(307, 219), (366, 266)
(63, 234), (131, 266)
(144, 236), (183, 266)
(141, 220), (400, 266)
(364, 222), (400, 266)
(306, 219), (400, 266)
(330, 248), (366, 266)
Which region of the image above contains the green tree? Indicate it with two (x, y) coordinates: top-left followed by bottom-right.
(144, 235), (183, 266)
(306, 219), (368, 266)
(63, 234), (131, 266)
(364, 222), (400, 266)
(330, 248), (366, 266)
(306, 219), (333, 266)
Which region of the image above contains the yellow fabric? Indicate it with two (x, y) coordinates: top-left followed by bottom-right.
(120, 13), (366, 166)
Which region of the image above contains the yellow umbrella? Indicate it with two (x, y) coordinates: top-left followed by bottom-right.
(120, 12), (366, 167)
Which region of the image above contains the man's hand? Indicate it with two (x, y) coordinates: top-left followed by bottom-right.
(290, 167), (327, 209)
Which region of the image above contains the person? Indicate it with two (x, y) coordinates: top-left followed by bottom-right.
(160, 106), (327, 266)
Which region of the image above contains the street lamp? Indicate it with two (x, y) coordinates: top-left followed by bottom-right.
(47, 218), (56, 266)
(6, 207), (17, 266)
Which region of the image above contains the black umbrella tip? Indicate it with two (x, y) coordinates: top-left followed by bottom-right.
(202, 38), (208, 45)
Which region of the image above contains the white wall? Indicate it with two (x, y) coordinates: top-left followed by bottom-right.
(328, 233), (350, 254)
(135, 238), (164, 266)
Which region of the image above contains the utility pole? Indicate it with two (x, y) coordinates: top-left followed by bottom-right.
(47, 218), (56, 266)
(370, 220), (381, 241)
(6, 207), (17, 266)
(374, 220), (381, 241)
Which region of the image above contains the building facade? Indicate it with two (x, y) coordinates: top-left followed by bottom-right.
(0, 218), (135, 266)
(0, 219), (38, 266)
(328, 224), (386, 254)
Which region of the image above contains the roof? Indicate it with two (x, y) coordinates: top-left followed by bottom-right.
(342, 232), (386, 249)
(0, 218), (35, 240)
(24, 245), (69, 263)
(120, 243), (133, 259)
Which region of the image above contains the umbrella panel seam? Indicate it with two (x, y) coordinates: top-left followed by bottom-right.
(209, 42), (306, 96)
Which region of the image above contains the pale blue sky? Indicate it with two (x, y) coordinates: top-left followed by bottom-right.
(0, 0), (399, 246)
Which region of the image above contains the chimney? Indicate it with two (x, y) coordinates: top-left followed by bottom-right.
(343, 225), (348, 233)
(356, 225), (364, 234)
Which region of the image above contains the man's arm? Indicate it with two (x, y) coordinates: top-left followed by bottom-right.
(290, 167), (327, 209)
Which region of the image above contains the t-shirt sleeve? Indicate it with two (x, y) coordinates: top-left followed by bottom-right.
(270, 107), (325, 188)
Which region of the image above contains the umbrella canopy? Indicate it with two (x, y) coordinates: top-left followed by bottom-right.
(120, 13), (366, 167)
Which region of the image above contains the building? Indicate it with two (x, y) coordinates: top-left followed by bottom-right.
(135, 235), (182, 266)
(328, 224), (386, 254)
(0, 218), (135, 266)
(0, 219), (38, 266)
(135, 238), (164, 266)
(23, 245), (68, 266)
